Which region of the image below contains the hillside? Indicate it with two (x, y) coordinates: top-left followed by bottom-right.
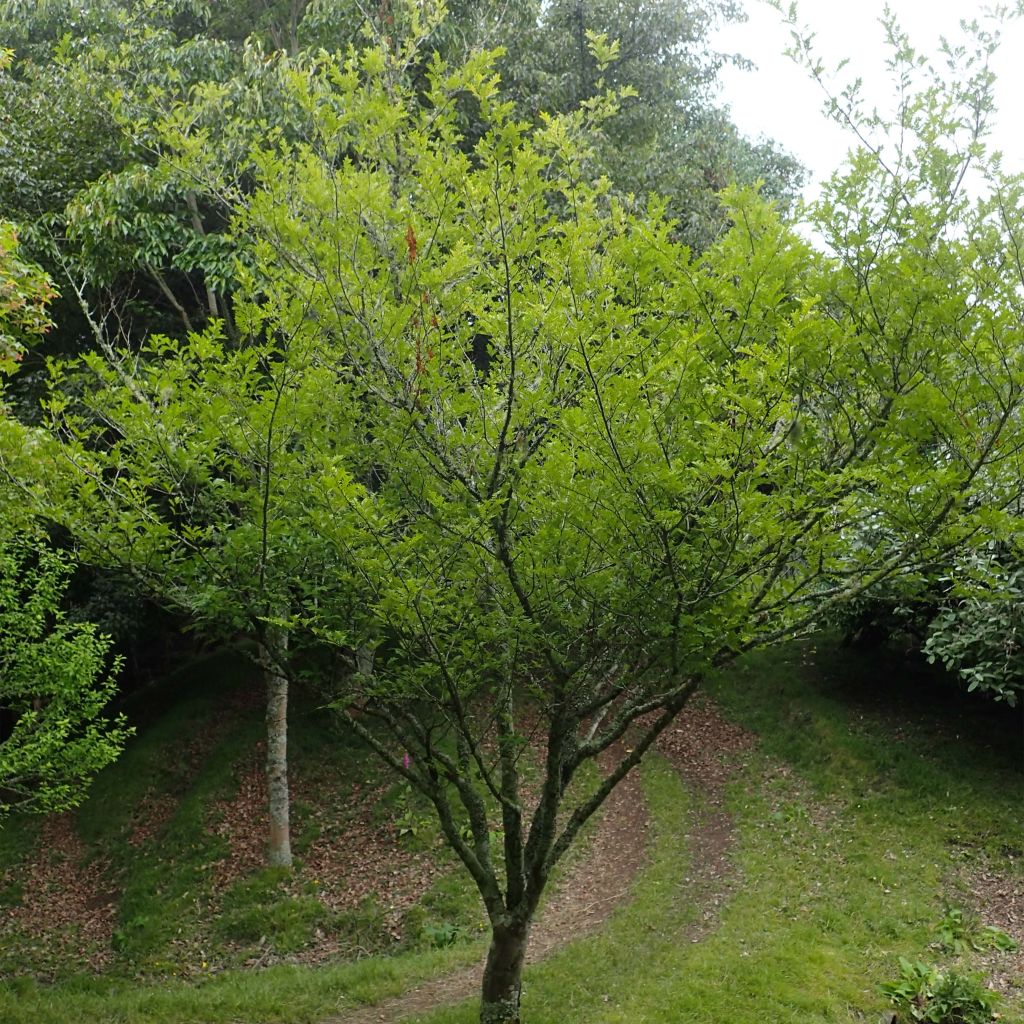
(1, 643), (1022, 1023)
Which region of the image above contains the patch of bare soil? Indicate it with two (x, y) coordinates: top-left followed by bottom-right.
(210, 744), (269, 888)
(126, 790), (180, 849)
(2, 814), (118, 974)
(126, 685), (264, 853)
(526, 751), (650, 964)
(953, 856), (1024, 999)
(655, 693), (757, 803)
(300, 798), (445, 947)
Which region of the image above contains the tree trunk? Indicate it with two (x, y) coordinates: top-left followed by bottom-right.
(262, 638), (292, 868)
(480, 920), (529, 1024)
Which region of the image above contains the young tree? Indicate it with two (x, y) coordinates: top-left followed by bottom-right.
(204, 22), (1022, 1020)
(0, 113), (322, 863)
(38, 323), (353, 866)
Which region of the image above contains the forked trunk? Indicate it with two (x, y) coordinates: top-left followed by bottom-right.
(262, 637), (292, 868)
(480, 920), (529, 1024)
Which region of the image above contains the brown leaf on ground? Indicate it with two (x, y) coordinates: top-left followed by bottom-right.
(210, 745), (268, 888)
(2, 814), (117, 973)
(954, 856), (1024, 997)
(654, 692), (756, 803)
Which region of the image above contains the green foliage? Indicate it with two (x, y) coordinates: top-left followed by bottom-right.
(936, 907), (1018, 956)
(921, 551), (1024, 706)
(40, 310), (357, 687)
(418, 920), (465, 949)
(470, 0), (805, 242)
(393, 783), (437, 842)
(0, 0), (803, 392)
(0, 57), (127, 223)
(771, 4), (1024, 709)
(821, 542), (1024, 707)
(0, 219), (55, 373)
(880, 958), (998, 1024)
(0, 535), (129, 817)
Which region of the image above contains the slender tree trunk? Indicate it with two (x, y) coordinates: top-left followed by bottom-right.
(261, 635), (292, 868)
(184, 192), (220, 320)
(355, 643), (375, 678)
(480, 919), (529, 1024)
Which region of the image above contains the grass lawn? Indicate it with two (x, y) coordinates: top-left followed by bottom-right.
(2, 639), (1022, 1022)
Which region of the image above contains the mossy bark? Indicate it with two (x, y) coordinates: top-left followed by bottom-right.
(480, 920), (529, 1024)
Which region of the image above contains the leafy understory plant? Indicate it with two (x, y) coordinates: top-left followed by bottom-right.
(0, 536), (130, 817)
(881, 958), (1000, 1024)
(937, 907), (1019, 955)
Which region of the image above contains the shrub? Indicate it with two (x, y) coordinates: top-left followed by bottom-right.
(881, 958), (999, 1023)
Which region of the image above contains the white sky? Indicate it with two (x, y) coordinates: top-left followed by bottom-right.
(712, 0), (1024, 198)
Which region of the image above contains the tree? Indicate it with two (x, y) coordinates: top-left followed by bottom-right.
(0, 0), (802, 382)
(0, 0), (272, 382)
(518, 0), (805, 244)
(180, 22), (1020, 1021)
(37, 321), (351, 866)
(0, 217), (128, 818)
(3, 0), (791, 866)
(0, 6), (329, 868)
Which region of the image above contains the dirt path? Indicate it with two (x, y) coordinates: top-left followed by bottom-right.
(330, 750), (650, 1024)
(653, 695), (755, 943)
(330, 696), (754, 1023)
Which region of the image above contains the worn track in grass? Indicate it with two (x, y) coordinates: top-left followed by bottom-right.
(330, 696), (752, 1023)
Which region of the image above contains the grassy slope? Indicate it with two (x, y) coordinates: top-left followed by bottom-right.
(0, 651), (486, 986)
(415, 639), (1024, 1024)
(2, 639), (1023, 1022)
